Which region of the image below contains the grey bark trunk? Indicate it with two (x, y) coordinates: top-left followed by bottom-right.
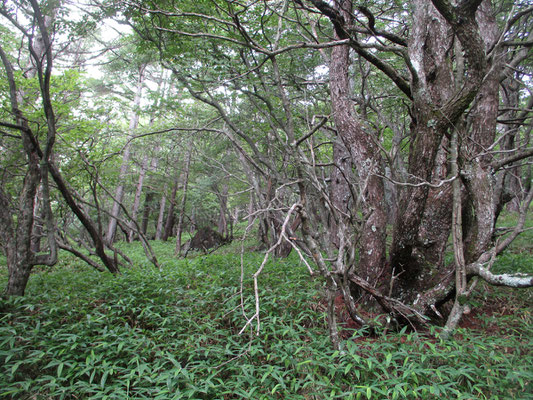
(175, 145), (193, 255)
(155, 191), (167, 240)
(141, 191), (155, 236)
(329, 138), (353, 248)
(106, 64), (145, 245)
(1, 2), (59, 295)
(216, 182), (229, 238)
(390, 0), (487, 299)
(128, 154), (150, 242)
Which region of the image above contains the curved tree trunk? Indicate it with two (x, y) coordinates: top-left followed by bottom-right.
(0, 1), (59, 295)
(390, 0), (487, 302)
(389, 0), (456, 296)
(329, 0), (387, 288)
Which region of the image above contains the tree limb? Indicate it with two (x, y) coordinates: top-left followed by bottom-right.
(466, 264), (533, 288)
(492, 148), (533, 170)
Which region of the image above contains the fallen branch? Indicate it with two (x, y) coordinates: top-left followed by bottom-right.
(467, 263), (533, 288)
(347, 273), (429, 327)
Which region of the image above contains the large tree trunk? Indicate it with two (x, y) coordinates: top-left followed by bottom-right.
(1, 167), (41, 296)
(5, 259), (33, 297)
(416, 137), (453, 267)
(390, 0), (487, 300)
(329, 0), (387, 287)
(461, 0), (501, 263)
(389, 0), (455, 296)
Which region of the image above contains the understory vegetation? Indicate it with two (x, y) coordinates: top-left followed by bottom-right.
(1, 225), (532, 400)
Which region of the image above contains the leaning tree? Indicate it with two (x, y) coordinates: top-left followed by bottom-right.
(0, 0), (122, 296)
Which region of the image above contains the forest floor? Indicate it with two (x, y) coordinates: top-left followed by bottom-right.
(0, 213), (532, 399)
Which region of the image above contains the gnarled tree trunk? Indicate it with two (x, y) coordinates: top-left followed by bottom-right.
(329, 0), (387, 288)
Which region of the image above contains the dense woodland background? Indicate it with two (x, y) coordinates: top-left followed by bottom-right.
(0, 0), (532, 397)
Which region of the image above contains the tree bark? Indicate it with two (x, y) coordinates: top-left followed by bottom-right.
(390, 0), (487, 298)
(216, 181), (229, 238)
(0, 2), (59, 295)
(329, 0), (387, 287)
(106, 64), (145, 245)
(389, 0), (455, 295)
(175, 145), (193, 255)
(155, 191), (167, 240)
(141, 191), (156, 236)
(329, 137), (353, 248)
(162, 178), (179, 241)
(462, 0), (501, 264)
(128, 154), (150, 242)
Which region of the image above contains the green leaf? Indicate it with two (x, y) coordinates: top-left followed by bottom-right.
(57, 362), (64, 378)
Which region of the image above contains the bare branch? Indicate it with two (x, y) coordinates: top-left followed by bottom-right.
(467, 265), (533, 288)
(465, 188), (533, 288)
(294, 116), (328, 147)
(56, 237), (106, 272)
(492, 147), (533, 170)
(240, 203), (303, 336)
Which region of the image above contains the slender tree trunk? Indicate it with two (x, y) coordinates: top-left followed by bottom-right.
(247, 192), (255, 227)
(49, 162), (120, 274)
(175, 145), (193, 255)
(126, 70), (169, 241)
(329, 137), (353, 248)
(30, 187), (43, 253)
(216, 182), (229, 238)
(162, 178), (179, 241)
(141, 191), (155, 236)
(106, 64), (145, 245)
(155, 191), (167, 240)
(128, 154), (150, 242)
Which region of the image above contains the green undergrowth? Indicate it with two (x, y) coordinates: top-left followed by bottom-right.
(492, 211), (533, 275)
(1, 245), (532, 399)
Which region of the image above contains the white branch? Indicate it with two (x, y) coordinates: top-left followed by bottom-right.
(467, 263), (533, 288)
(239, 203), (302, 336)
